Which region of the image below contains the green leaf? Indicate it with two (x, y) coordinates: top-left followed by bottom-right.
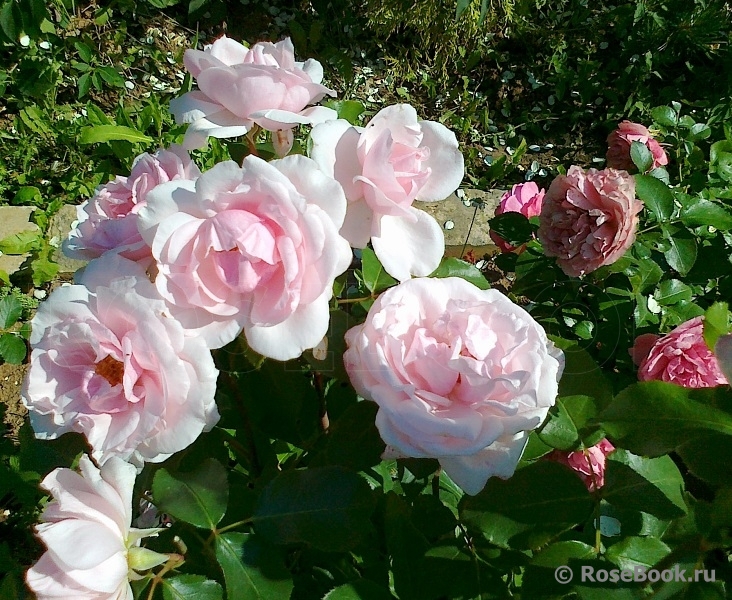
(361, 247), (397, 294)
(680, 199), (732, 230)
(599, 381), (732, 455)
(0, 1), (19, 42)
(710, 140), (732, 165)
(635, 174), (674, 221)
(603, 450), (687, 520)
(456, 0), (471, 19)
(676, 433), (732, 485)
(488, 212), (536, 247)
(628, 257), (663, 293)
(654, 279), (692, 305)
(537, 395), (596, 451)
(532, 541), (596, 567)
(0, 296), (22, 329)
(703, 302), (730, 351)
(79, 124), (153, 145)
(253, 466), (375, 551)
(429, 257), (489, 290)
(459, 461), (594, 550)
(214, 533), (293, 600)
(0, 229), (41, 254)
(152, 459), (228, 529)
(630, 141), (653, 172)
(662, 226), (697, 276)
(605, 535), (671, 571)
(161, 575), (223, 600)
(0, 333), (26, 364)
(322, 99), (365, 125)
(324, 580), (394, 600)
(12, 186), (41, 205)
(651, 105), (678, 128)
(550, 337), (613, 411)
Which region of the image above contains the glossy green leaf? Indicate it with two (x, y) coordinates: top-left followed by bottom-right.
(538, 395), (596, 451)
(603, 450), (687, 520)
(651, 106), (678, 128)
(161, 575), (223, 600)
(635, 174), (674, 221)
(680, 199), (732, 230)
(429, 257), (489, 290)
(599, 381), (732, 455)
(605, 535), (671, 571)
(79, 124), (153, 144)
(0, 296), (22, 329)
(253, 466), (375, 551)
(630, 141), (653, 172)
(0, 333), (26, 364)
(322, 99), (365, 125)
(662, 226), (697, 276)
(152, 459), (228, 529)
(654, 279), (692, 305)
(703, 302), (730, 351)
(676, 433), (732, 485)
(488, 212), (536, 247)
(361, 247), (397, 294)
(214, 533), (293, 600)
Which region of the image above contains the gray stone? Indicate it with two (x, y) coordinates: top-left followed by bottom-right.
(415, 188), (505, 257)
(47, 205), (88, 275)
(0, 206), (39, 276)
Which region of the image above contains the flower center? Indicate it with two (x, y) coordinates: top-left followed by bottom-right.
(95, 355), (124, 386)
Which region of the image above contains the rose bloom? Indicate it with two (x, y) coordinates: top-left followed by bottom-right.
(170, 36), (336, 151)
(538, 166), (643, 277)
(27, 455), (168, 600)
(606, 120), (668, 172)
(630, 316), (728, 388)
(549, 439), (615, 492)
(64, 147), (200, 264)
(22, 254), (220, 468)
(310, 103), (464, 281)
(344, 277), (564, 495)
(490, 181), (545, 253)
(137, 155), (352, 359)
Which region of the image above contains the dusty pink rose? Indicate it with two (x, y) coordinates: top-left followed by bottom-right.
(170, 36), (337, 150)
(633, 316), (728, 388)
(538, 166), (643, 277)
(26, 455), (167, 600)
(310, 104), (464, 281)
(549, 439), (615, 492)
(22, 254), (220, 467)
(606, 120), (668, 172)
(344, 277), (564, 495)
(490, 182), (545, 253)
(64, 147), (200, 264)
(137, 155), (352, 358)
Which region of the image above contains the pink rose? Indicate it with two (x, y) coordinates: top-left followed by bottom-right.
(170, 36), (337, 150)
(606, 120), (668, 172)
(22, 254), (220, 467)
(538, 166), (643, 277)
(64, 147), (200, 263)
(489, 182), (545, 253)
(137, 155), (352, 358)
(344, 277), (564, 495)
(634, 316), (728, 388)
(311, 104), (464, 281)
(549, 438), (615, 492)
(26, 455), (167, 600)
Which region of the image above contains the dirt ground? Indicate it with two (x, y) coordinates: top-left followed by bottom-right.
(0, 363), (28, 442)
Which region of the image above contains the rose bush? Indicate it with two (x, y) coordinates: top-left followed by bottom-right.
(606, 120), (668, 172)
(310, 103), (464, 281)
(21, 254), (219, 468)
(343, 277), (564, 495)
(489, 181), (545, 253)
(538, 166), (643, 276)
(137, 154), (352, 358)
(26, 455), (167, 600)
(631, 316), (728, 388)
(170, 36), (336, 151)
(64, 147), (200, 264)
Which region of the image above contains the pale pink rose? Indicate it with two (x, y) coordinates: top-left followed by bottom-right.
(715, 334), (732, 384)
(310, 104), (464, 281)
(170, 36), (337, 150)
(344, 277), (564, 495)
(636, 316), (728, 388)
(538, 166), (643, 277)
(490, 182), (545, 253)
(137, 155), (352, 359)
(64, 147), (200, 264)
(606, 120), (668, 172)
(549, 439), (615, 492)
(21, 254), (220, 467)
(26, 455), (167, 600)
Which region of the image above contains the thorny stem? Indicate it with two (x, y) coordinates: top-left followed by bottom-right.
(145, 553), (185, 600)
(205, 518), (255, 546)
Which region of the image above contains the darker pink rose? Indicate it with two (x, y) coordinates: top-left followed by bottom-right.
(606, 120), (668, 172)
(633, 316), (728, 388)
(538, 166), (643, 277)
(490, 182), (545, 253)
(549, 438), (615, 492)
